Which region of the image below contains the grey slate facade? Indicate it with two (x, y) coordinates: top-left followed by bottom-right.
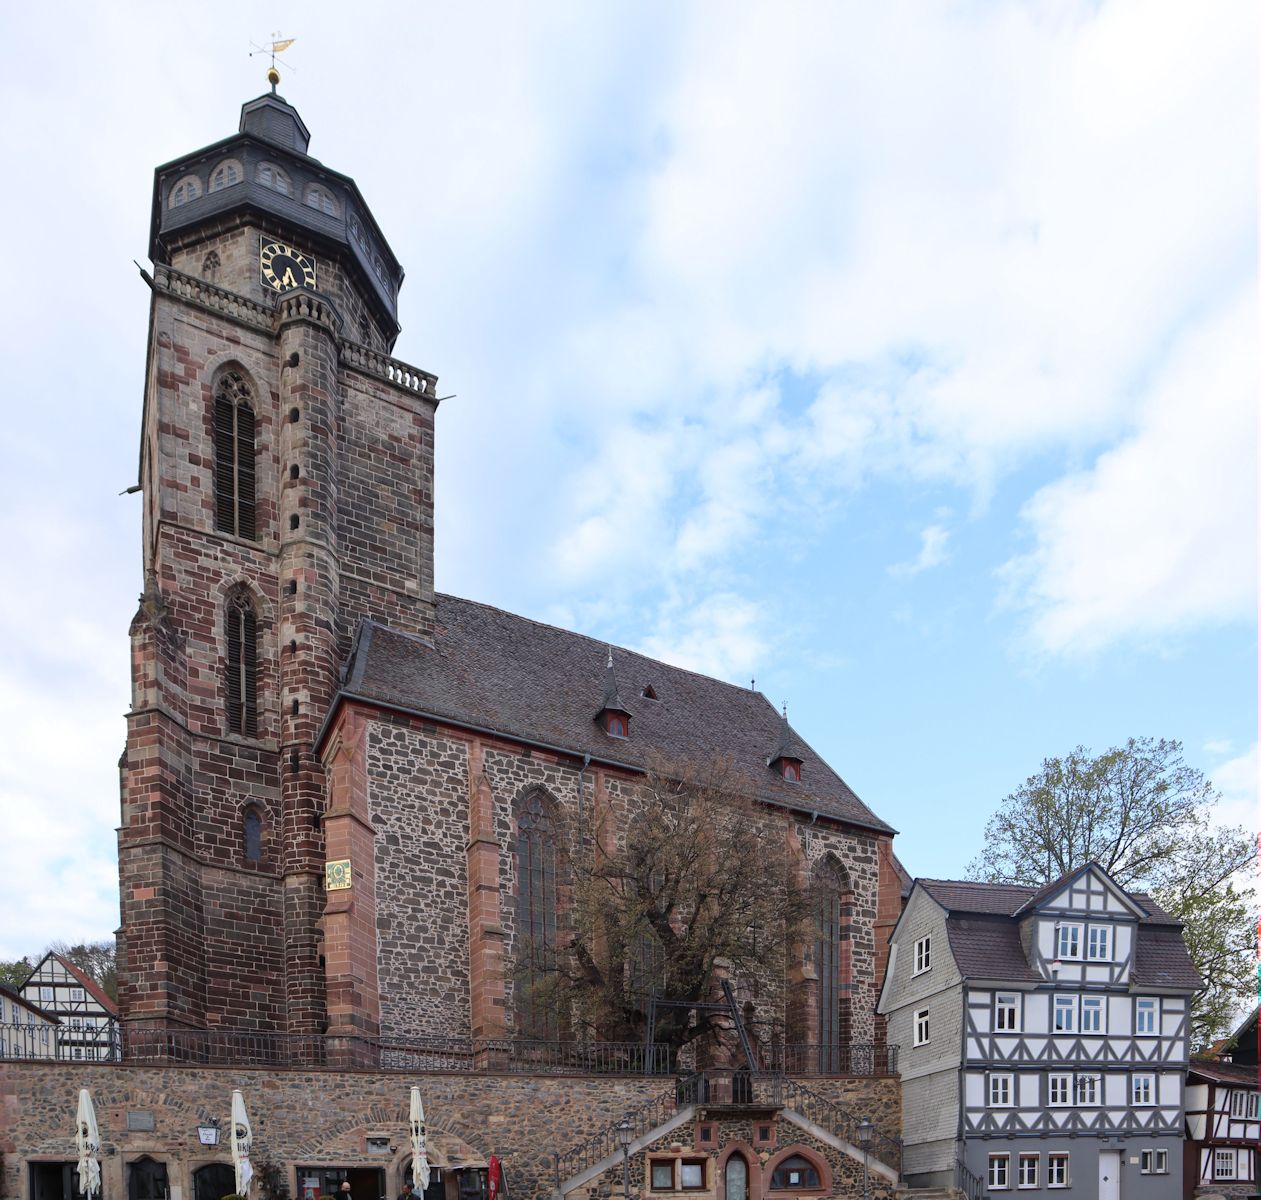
(878, 863), (1202, 1199)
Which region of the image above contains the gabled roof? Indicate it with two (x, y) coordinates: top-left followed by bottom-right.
(910, 873), (1201, 990)
(24, 953), (119, 1016)
(0, 983), (60, 1023)
(1011, 861), (1149, 920)
(334, 595), (896, 835)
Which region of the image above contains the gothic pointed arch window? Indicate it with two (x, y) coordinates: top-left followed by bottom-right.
(243, 804), (263, 862)
(514, 788), (561, 1039)
(225, 587), (259, 737)
(813, 854), (854, 1072)
(214, 371), (257, 539)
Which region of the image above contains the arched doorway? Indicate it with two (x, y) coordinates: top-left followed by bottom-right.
(193, 1164), (235, 1200)
(724, 1155), (748, 1200)
(128, 1158), (169, 1200)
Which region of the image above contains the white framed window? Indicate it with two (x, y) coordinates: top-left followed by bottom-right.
(1215, 1149), (1237, 1180)
(914, 936), (931, 975)
(255, 162), (293, 196)
(1047, 1153), (1069, 1187)
(988, 1073), (1013, 1107)
(1017, 1154), (1039, 1188)
(1132, 1074), (1155, 1105)
(1080, 995), (1104, 1032)
(39, 987), (53, 1002)
(210, 159), (243, 191)
(1075, 1073), (1100, 1105)
(69, 987), (84, 1001)
(305, 184), (339, 216)
(988, 1154), (1010, 1189)
(1086, 925), (1111, 960)
(1248, 1092), (1260, 1119)
(1140, 1149), (1168, 1174)
(1135, 997), (1157, 1034)
(995, 992), (1020, 1032)
(1053, 995), (1076, 1032)
(1056, 923), (1082, 959)
(914, 1007), (930, 1046)
(169, 174), (203, 208)
(1049, 1073), (1072, 1106)
(1231, 1090), (1247, 1117)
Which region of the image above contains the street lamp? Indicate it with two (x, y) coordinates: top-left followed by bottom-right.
(615, 1118), (634, 1200)
(856, 1117), (873, 1200)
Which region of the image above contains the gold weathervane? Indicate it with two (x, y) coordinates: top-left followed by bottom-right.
(249, 33), (297, 92)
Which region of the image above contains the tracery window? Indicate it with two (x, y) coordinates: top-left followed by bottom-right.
(813, 855), (853, 1069)
(514, 790), (560, 1038)
(225, 588), (259, 737)
(214, 371), (257, 539)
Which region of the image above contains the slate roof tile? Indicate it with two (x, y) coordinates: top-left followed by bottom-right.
(340, 596), (895, 834)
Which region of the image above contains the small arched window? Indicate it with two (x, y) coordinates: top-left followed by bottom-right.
(256, 162), (293, 196)
(515, 790), (560, 1039)
(169, 174), (203, 208)
(209, 159), (243, 192)
(769, 1156), (821, 1191)
(243, 806), (263, 862)
(214, 371), (257, 539)
(305, 184), (339, 216)
(225, 589), (259, 737)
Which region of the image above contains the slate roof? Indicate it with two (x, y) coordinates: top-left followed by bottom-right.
(915, 874), (1202, 990)
(1188, 1057), (1260, 1088)
(336, 594), (895, 834)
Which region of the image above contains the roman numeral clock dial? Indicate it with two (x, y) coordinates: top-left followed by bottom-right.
(260, 240), (317, 293)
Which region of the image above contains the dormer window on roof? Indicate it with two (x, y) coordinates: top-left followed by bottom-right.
(767, 706), (805, 783)
(595, 649), (632, 740)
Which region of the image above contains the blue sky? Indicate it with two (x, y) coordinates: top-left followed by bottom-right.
(0, 1), (1255, 957)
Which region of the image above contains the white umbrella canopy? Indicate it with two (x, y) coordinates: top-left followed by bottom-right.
(409, 1087), (431, 1192)
(231, 1090), (254, 1197)
(76, 1089), (101, 1200)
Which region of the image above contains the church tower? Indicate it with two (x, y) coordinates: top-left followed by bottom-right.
(118, 80), (439, 1038)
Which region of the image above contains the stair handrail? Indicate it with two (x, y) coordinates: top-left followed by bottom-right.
(955, 1151), (987, 1200)
(778, 1076), (903, 1175)
(553, 1079), (686, 1189)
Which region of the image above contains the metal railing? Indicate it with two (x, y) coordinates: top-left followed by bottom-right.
(0, 1022), (121, 1062)
(554, 1083), (681, 1188)
(764, 1042), (898, 1077)
(778, 1076), (903, 1177)
(956, 1153), (988, 1200)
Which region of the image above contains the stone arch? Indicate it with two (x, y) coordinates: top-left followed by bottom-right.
(717, 1141), (762, 1200)
(762, 1146), (831, 1197)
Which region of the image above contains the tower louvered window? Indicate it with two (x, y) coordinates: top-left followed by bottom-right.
(225, 590), (259, 736)
(214, 372), (257, 539)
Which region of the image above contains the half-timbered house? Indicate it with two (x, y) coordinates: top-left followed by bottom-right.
(878, 862), (1201, 1199)
(19, 953), (119, 1061)
(1184, 1007), (1260, 1198)
(0, 984), (59, 1060)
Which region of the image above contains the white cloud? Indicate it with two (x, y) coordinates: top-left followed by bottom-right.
(998, 288), (1257, 655)
(890, 525), (952, 578)
(636, 593), (769, 682)
(1210, 743), (1258, 835)
(1204, 738), (1235, 756)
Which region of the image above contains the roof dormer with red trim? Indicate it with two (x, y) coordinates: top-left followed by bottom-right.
(594, 649), (632, 739)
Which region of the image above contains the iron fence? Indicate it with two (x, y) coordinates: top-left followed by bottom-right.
(0, 1022), (121, 1062)
(764, 1042), (898, 1076)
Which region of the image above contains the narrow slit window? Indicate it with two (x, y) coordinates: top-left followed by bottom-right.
(225, 589), (259, 736)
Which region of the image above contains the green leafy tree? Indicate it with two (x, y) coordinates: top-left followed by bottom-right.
(0, 958), (33, 989)
(969, 738), (1256, 1047)
(516, 759), (808, 1058)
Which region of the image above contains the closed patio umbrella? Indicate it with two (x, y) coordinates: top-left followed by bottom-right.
(76, 1088), (101, 1200)
(231, 1090), (254, 1197)
(409, 1087), (431, 1192)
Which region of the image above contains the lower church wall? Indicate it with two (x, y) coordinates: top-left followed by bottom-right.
(0, 1063), (899, 1200)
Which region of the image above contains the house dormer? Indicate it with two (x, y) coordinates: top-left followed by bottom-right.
(594, 649), (632, 738)
(1012, 862), (1147, 986)
(766, 707), (806, 783)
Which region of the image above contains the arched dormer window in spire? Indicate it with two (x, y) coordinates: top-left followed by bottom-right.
(224, 588), (259, 737)
(255, 161), (293, 197)
(214, 371), (257, 540)
(209, 159), (243, 192)
(305, 184), (339, 216)
(595, 649), (632, 739)
(169, 174), (203, 208)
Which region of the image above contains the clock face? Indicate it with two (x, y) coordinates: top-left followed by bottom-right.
(260, 240), (317, 293)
